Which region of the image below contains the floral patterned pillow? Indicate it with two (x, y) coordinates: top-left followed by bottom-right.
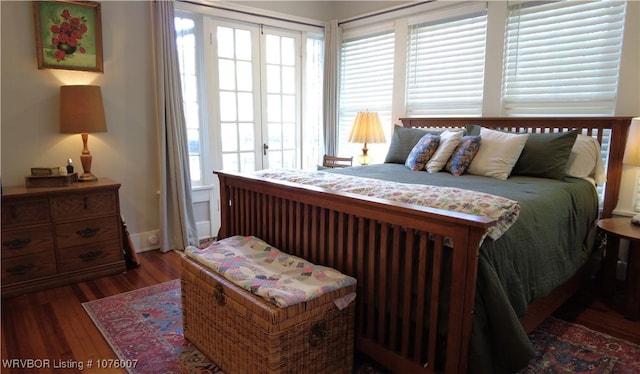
(405, 134), (440, 171)
(446, 135), (481, 176)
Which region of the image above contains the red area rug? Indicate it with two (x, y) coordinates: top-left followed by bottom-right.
(82, 279), (640, 373)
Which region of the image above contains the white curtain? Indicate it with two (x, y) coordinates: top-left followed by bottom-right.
(151, 0), (198, 252)
(322, 20), (341, 156)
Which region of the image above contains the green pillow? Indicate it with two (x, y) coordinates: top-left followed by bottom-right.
(384, 125), (440, 164)
(512, 130), (579, 180)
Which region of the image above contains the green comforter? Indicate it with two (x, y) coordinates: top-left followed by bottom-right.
(329, 164), (599, 373)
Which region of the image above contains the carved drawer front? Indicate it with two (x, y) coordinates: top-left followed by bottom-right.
(1, 199), (50, 228)
(57, 239), (122, 273)
(1, 227), (54, 259)
(1, 252), (57, 284)
(51, 191), (117, 221)
(56, 217), (120, 248)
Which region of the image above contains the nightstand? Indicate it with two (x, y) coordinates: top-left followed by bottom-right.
(1, 178), (126, 297)
(598, 217), (640, 320)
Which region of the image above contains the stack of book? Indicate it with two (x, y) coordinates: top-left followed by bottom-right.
(25, 167), (77, 188)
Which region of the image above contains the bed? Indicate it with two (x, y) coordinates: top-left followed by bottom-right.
(213, 117), (632, 373)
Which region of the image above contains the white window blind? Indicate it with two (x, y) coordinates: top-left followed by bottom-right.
(502, 0), (626, 116)
(338, 31), (394, 162)
(406, 3), (488, 117)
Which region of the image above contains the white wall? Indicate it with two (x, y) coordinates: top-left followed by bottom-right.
(1, 1), (160, 249)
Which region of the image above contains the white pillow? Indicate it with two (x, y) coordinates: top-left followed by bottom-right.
(566, 134), (606, 184)
(426, 130), (464, 173)
(467, 127), (529, 180)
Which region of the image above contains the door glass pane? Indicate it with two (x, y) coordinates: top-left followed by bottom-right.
(239, 152), (255, 172)
(282, 37), (295, 66)
(220, 123), (238, 152)
(222, 154), (238, 172)
(266, 35), (280, 64)
(219, 92), (237, 121)
(237, 93), (254, 122)
(218, 59), (235, 90)
(217, 27), (234, 58)
(237, 61), (252, 91)
(235, 29), (252, 61)
(282, 67), (295, 94)
(268, 94), (281, 122)
(268, 150), (282, 169)
(282, 150), (295, 169)
(238, 122), (254, 151)
(282, 95), (295, 122)
(268, 122), (282, 149)
(283, 122), (295, 148)
(267, 65), (281, 93)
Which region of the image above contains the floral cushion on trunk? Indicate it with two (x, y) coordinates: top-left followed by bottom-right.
(185, 235), (356, 308)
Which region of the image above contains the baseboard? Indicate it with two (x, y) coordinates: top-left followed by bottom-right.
(130, 230), (161, 253)
(130, 222), (214, 253)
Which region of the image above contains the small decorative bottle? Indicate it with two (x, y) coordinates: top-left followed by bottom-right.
(66, 159), (74, 174)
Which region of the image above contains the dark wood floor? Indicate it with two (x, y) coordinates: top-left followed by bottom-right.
(1, 250), (639, 374)
(1, 250), (182, 374)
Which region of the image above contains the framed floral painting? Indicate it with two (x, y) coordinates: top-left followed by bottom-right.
(33, 1), (103, 72)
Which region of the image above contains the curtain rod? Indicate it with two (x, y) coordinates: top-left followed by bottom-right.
(177, 0), (324, 29)
(338, 1), (435, 26)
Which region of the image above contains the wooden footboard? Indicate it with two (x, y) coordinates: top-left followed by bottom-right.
(216, 171), (495, 373)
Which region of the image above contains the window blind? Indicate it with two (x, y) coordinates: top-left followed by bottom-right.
(502, 0), (626, 116)
(338, 31), (394, 160)
(405, 3), (488, 117)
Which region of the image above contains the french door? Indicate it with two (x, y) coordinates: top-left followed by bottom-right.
(207, 19), (301, 173)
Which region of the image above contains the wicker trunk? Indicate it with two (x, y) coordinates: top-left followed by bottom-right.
(181, 255), (356, 374)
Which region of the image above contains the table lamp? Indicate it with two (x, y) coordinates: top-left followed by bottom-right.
(624, 117), (640, 224)
(348, 111), (386, 165)
(59, 85), (107, 182)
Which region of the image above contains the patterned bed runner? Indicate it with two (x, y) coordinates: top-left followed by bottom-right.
(255, 169), (520, 241)
(185, 235), (357, 308)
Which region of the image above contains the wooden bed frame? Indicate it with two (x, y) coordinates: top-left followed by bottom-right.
(214, 117), (632, 373)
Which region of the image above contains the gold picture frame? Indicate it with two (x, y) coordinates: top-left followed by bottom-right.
(33, 1), (103, 72)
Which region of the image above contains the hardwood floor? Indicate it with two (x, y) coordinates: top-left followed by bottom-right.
(553, 278), (640, 345)
(1, 250), (182, 374)
(1, 250), (639, 374)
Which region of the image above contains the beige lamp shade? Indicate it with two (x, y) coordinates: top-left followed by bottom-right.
(348, 111), (386, 165)
(59, 85), (107, 182)
(59, 85), (107, 134)
(624, 117), (640, 166)
(348, 112), (386, 144)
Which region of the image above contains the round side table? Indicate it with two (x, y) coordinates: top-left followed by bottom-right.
(598, 217), (640, 320)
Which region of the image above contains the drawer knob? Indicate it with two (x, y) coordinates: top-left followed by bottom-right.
(76, 227), (100, 238)
(7, 263), (34, 276)
(2, 238), (32, 250)
(79, 250), (103, 262)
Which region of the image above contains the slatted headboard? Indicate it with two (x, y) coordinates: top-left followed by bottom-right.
(399, 117), (633, 218)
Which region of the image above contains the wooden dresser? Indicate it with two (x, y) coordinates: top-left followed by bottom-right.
(1, 178), (125, 297)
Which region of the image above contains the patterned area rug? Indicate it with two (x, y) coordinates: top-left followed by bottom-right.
(521, 317), (640, 373)
(83, 280), (640, 374)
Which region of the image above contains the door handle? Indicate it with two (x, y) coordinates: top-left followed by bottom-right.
(263, 143), (269, 156)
